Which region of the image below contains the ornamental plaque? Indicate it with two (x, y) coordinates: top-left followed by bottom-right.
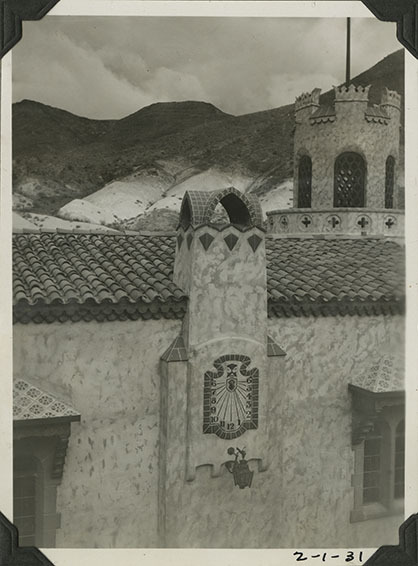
(203, 355), (259, 439)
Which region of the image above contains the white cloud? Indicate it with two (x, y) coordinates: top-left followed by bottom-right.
(12, 16), (401, 119)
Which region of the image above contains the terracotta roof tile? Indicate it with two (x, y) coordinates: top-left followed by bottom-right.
(266, 238), (404, 317)
(13, 234), (404, 322)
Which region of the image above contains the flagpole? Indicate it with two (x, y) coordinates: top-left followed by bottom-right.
(346, 17), (351, 86)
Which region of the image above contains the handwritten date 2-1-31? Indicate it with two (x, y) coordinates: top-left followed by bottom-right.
(293, 551), (363, 562)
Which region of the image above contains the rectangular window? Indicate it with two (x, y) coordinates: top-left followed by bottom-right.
(13, 473), (38, 546)
(362, 430), (382, 504)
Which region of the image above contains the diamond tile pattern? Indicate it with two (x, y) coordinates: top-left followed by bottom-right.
(224, 233), (239, 251)
(247, 234), (262, 252)
(350, 355), (403, 393)
(13, 234), (404, 322)
(14, 379), (80, 421)
(199, 233), (214, 251)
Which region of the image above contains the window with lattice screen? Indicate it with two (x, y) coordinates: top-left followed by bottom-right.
(363, 422), (383, 504)
(297, 155), (312, 208)
(13, 455), (42, 546)
(385, 156), (395, 209)
(334, 152), (366, 207)
(394, 419), (405, 499)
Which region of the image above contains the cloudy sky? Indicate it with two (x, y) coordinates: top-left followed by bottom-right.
(12, 16), (400, 119)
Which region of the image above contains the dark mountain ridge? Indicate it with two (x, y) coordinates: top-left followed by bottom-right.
(12, 49), (404, 216)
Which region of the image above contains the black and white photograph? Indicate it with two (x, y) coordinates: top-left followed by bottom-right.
(1, 0), (417, 560)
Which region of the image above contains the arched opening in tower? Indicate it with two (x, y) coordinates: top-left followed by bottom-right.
(209, 193), (252, 228)
(334, 152), (366, 207)
(297, 155), (312, 208)
(385, 156), (395, 209)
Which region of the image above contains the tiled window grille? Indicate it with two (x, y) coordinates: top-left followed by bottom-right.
(394, 420), (405, 499)
(363, 422), (382, 504)
(13, 457), (40, 546)
(385, 156), (395, 209)
(297, 156), (312, 208)
(334, 152), (366, 207)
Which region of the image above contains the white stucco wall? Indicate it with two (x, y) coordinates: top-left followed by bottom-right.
(13, 311), (404, 549)
(13, 318), (182, 548)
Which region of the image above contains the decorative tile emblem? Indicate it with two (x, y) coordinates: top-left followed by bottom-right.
(247, 234), (262, 252)
(199, 233), (214, 251)
(177, 233), (184, 249)
(224, 233), (239, 251)
(356, 215), (371, 230)
(326, 215), (341, 230)
(300, 215), (312, 230)
(384, 215), (396, 230)
(186, 233), (193, 249)
(279, 215), (289, 231)
(203, 354), (259, 440)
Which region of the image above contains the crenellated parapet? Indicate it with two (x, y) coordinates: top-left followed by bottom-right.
(295, 88), (321, 114)
(381, 87), (402, 111)
(334, 83), (371, 103)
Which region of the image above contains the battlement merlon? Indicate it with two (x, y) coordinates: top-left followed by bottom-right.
(334, 84), (371, 103)
(381, 87), (402, 111)
(295, 88), (321, 113)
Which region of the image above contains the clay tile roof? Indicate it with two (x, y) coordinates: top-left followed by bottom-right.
(13, 233), (187, 322)
(13, 379), (80, 421)
(266, 238), (404, 317)
(13, 233), (404, 323)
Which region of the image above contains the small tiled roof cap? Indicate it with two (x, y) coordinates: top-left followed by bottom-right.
(365, 105), (390, 124)
(13, 379), (80, 421)
(350, 355), (404, 393)
(13, 234), (405, 322)
(309, 105), (336, 123)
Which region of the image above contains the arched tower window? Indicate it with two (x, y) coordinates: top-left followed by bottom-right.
(385, 156), (395, 209)
(334, 152), (366, 207)
(297, 155), (312, 208)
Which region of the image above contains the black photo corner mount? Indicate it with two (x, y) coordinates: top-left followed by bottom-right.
(364, 513), (418, 565)
(0, 0), (61, 59)
(361, 0), (418, 59)
(0, 510), (56, 565)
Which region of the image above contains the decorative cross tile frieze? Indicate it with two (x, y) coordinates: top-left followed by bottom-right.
(328, 215), (340, 229)
(357, 216), (369, 229)
(300, 215), (312, 229)
(385, 216), (396, 229)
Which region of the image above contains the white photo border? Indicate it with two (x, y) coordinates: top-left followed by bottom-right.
(1, 2), (418, 565)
